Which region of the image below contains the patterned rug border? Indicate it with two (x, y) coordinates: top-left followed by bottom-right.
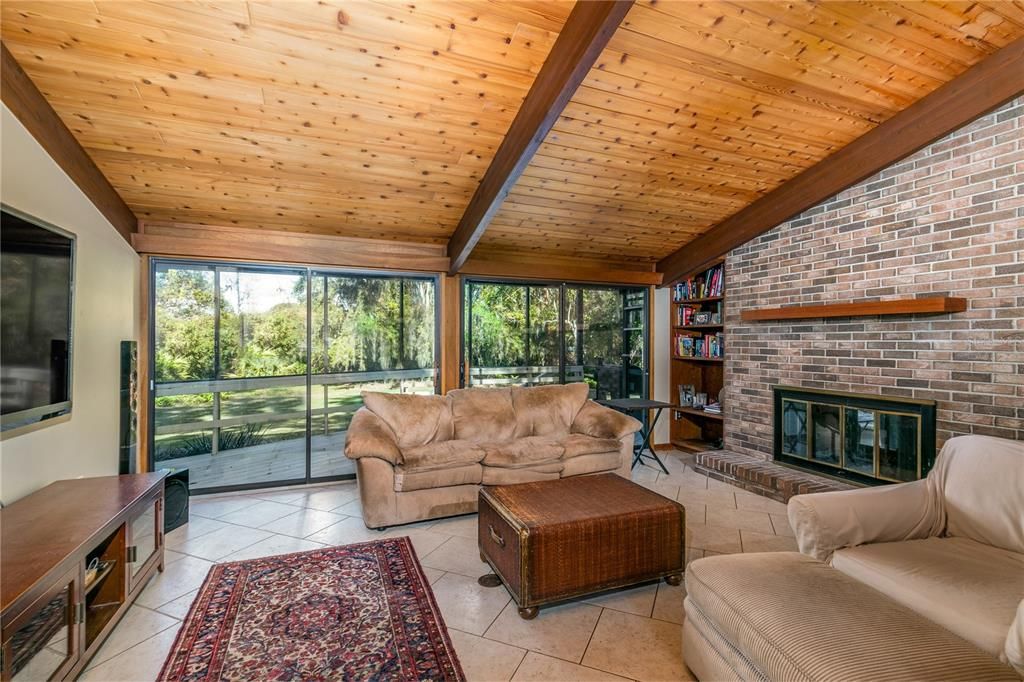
(158, 536), (465, 681)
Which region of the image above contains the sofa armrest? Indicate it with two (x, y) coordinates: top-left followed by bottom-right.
(344, 408), (401, 465)
(788, 479), (942, 562)
(571, 400), (642, 440)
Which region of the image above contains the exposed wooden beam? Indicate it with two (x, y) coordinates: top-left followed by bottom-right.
(657, 37), (1024, 285)
(1, 42), (136, 244)
(461, 257), (662, 286)
(133, 222), (449, 273)
(446, 0), (635, 275)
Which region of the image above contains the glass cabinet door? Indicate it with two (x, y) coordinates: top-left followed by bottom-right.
(2, 570), (79, 681)
(127, 495), (160, 587)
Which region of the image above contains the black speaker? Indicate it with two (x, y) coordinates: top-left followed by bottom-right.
(118, 340), (138, 475)
(162, 468), (190, 533)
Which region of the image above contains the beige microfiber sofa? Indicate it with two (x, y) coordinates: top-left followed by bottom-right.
(344, 383), (641, 529)
(682, 435), (1024, 681)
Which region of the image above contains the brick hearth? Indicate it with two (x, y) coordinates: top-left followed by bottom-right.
(694, 451), (855, 503)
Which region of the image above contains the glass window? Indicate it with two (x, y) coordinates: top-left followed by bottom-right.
(153, 265), (215, 382)
(467, 283), (527, 385)
(465, 280), (647, 396)
(151, 261), (437, 491)
(528, 286), (560, 372)
(218, 268), (307, 379)
(309, 273), (436, 479)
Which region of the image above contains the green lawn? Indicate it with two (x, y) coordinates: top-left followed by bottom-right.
(153, 379), (431, 461)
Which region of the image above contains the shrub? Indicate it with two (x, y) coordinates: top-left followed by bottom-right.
(158, 423), (267, 459)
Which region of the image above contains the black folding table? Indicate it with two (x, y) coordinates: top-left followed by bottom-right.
(597, 398), (675, 475)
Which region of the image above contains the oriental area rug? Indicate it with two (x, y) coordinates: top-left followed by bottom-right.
(159, 538), (465, 681)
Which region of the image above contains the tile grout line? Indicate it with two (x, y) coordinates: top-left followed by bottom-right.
(578, 606), (606, 670)
(83, 609), (181, 672)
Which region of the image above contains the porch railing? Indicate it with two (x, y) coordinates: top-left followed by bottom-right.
(153, 369), (435, 459)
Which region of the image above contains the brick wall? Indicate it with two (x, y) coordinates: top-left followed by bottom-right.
(724, 96), (1024, 460)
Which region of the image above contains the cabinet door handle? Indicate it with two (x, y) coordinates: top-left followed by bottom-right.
(127, 546), (138, 563)
(488, 524), (505, 548)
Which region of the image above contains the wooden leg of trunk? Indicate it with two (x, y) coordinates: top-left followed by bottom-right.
(665, 573), (683, 586)
(517, 606), (539, 620)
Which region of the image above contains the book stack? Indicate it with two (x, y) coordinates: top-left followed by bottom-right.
(675, 332), (724, 358)
(672, 263), (724, 302)
(677, 303), (722, 326)
(677, 305), (696, 326)
(703, 402), (722, 415)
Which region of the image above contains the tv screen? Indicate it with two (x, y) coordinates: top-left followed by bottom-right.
(1, 207), (75, 431)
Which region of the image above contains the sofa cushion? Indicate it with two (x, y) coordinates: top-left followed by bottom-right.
(400, 440), (485, 471)
(481, 462), (563, 485)
(447, 387), (516, 442)
(933, 435), (1024, 554)
(362, 392), (453, 448)
(1006, 599), (1024, 676)
(511, 383), (589, 437)
(562, 433), (621, 458)
(685, 551), (1017, 682)
(831, 536), (1024, 658)
(480, 436), (564, 467)
(344, 408), (401, 464)
(560, 451), (621, 477)
(394, 463), (482, 492)
(571, 400), (642, 440)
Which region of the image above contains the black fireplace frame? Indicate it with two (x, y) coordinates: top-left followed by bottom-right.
(772, 385), (937, 486)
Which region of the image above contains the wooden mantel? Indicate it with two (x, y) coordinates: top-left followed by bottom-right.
(741, 297), (967, 322)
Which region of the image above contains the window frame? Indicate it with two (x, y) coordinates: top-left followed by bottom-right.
(460, 276), (650, 397)
(148, 258), (440, 493)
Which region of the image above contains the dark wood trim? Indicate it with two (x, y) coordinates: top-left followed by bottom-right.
(137, 255), (151, 473)
(1, 43), (136, 244)
(461, 257), (661, 286)
(657, 37), (1024, 284)
(439, 274), (462, 394)
(446, 0), (635, 274)
(133, 222), (449, 273)
(741, 297), (967, 322)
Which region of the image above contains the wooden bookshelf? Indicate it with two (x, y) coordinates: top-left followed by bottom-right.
(669, 258), (725, 452)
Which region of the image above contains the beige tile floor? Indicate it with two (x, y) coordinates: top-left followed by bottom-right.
(81, 451), (794, 681)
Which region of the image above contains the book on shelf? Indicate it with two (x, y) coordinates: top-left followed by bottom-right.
(675, 331), (724, 358)
(676, 302), (723, 326)
(672, 263), (723, 302)
(703, 403), (722, 414)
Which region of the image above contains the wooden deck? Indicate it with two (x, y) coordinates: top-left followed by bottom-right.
(157, 432), (353, 490)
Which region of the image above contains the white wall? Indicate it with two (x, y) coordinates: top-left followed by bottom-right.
(652, 286), (670, 445)
(0, 104), (140, 504)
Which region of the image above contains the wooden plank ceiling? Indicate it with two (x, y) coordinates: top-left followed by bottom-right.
(1, 0), (573, 244)
(473, 0), (1024, 266)
(3, 1), (1023, 270)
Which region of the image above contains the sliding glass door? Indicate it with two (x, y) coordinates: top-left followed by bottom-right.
(308, 274), (436, 478)
(463, 280), (648, 398)
(150, 260), (437, 492)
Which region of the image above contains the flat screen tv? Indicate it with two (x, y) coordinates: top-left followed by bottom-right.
(1, 206), (75, 432)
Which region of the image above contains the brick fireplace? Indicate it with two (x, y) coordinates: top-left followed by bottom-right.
(692, 97), (1022, 502)
(723, 95), (1024, 465)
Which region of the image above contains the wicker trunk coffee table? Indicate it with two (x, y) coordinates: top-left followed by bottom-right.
(477, 473), (685, 619)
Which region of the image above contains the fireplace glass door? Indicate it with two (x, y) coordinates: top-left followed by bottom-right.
(778, 394), (924, 483)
